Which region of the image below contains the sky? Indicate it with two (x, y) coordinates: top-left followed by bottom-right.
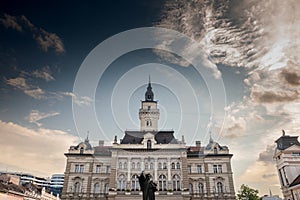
(0, 0), (300, 197)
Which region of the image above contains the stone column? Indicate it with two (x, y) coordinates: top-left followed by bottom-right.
(141, 157), (145, 171)
(127, 158), (131, 182)
(167, 158), (171, 181)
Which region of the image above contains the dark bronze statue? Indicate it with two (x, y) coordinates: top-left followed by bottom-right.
(138, 172), (157, 200)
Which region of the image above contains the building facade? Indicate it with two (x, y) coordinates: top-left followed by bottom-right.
(62, 80), (235, 200)
(50, 174), (65, 197)
(274, 130), (300, 200)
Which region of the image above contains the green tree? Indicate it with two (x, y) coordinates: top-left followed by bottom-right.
(237, 184), (262, 200)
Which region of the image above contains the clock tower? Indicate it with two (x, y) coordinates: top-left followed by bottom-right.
(139, 77), (160, 131)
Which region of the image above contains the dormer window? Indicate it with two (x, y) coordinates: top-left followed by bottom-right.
(80, 147), (84, 154)
(214, 147), (218, 154)
(147, 140), (152, 149)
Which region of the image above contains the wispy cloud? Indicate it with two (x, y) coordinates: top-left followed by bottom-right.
(5, 76), (46, 99)
(61, 92), (93, 106)
(32, 66), (55, 82)
(26, 110), (60, 127)
(0, 14), (65, 54)
(0, 14), (22, 32)
(0, 120), (78, 177)
(4, 66), (58, 99)
(35, 29), (65, 54)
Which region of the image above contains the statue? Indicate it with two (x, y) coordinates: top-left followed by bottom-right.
(138, 172), (157, 200)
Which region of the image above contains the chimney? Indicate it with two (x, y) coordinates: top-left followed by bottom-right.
(196, 141), (201, 147)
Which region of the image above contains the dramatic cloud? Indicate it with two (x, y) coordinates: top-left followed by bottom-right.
(0, 13), (22, 32)
(258, 144), (276, 164)
(280, 64), (300, 86)
(251, 85), (299, 104)
(239, 144), (280, 194)
(159, 0), (300, 71)
(26, 110), (60, 127)
(32, 66), (55, 82)
(0, 14), (65, 54)
(0, 120), (78, 177)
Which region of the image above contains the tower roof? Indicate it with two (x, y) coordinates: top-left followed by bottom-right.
(145, 76), (154, 101)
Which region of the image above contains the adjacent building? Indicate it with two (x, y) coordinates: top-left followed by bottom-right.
(62, 80), (236, 200)
(274, 130), (300, 200)
(50, 174), (65, 197)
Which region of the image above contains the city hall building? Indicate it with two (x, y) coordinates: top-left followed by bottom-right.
(62, 80), (236, 200)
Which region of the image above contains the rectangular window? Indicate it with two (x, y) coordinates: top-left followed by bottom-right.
(197, 165), (202, 174)
(106, 165), (111, 173)
(213, 165), (218, 173)
(75, 164), (79, 173)
(217, 165), (222, 173)
(96, 165), (101, 173)
(79, 165), (84, 173)
(188, 165), (192, 174)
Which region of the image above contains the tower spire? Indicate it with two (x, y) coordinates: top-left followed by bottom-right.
(145, 76), (154, 101)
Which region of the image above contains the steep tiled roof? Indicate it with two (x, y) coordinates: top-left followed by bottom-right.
(120, 131), (178, 144)
(275, 135), (300, 150)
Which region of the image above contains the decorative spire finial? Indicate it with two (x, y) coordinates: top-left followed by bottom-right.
(209, 132), (214, 143)
(145, 76), (154, 101)
(282, 129), (285, 136)
(85, 131), (89, 142)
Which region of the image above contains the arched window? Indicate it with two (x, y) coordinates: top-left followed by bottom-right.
(94, 182), (100, 194)
(74, 182), (81, 193)
(158, 163), (162, 169)
(118, 175), (126, 190)
(145, 163), (148, 170)
(124, 162), (127, 169)
(171, 163), (175, 169)
(137, 162), (140, 170)
(172, 174), (181, 191)
(119, 162), (122, 169)
(132, 162), (135, 169)
(198, 183), (204, 194)
(131, 174), (140, 191)
(217, 182), (223, 193)
(150, 163), (153, 169)
(176, 162), (180, 169)
(158, 174), (167, 191)
(163, 163), (167, 169)
(147, 140), (152, 149)
(189, 183), (193, 194)
(104, 183), (109, 194)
